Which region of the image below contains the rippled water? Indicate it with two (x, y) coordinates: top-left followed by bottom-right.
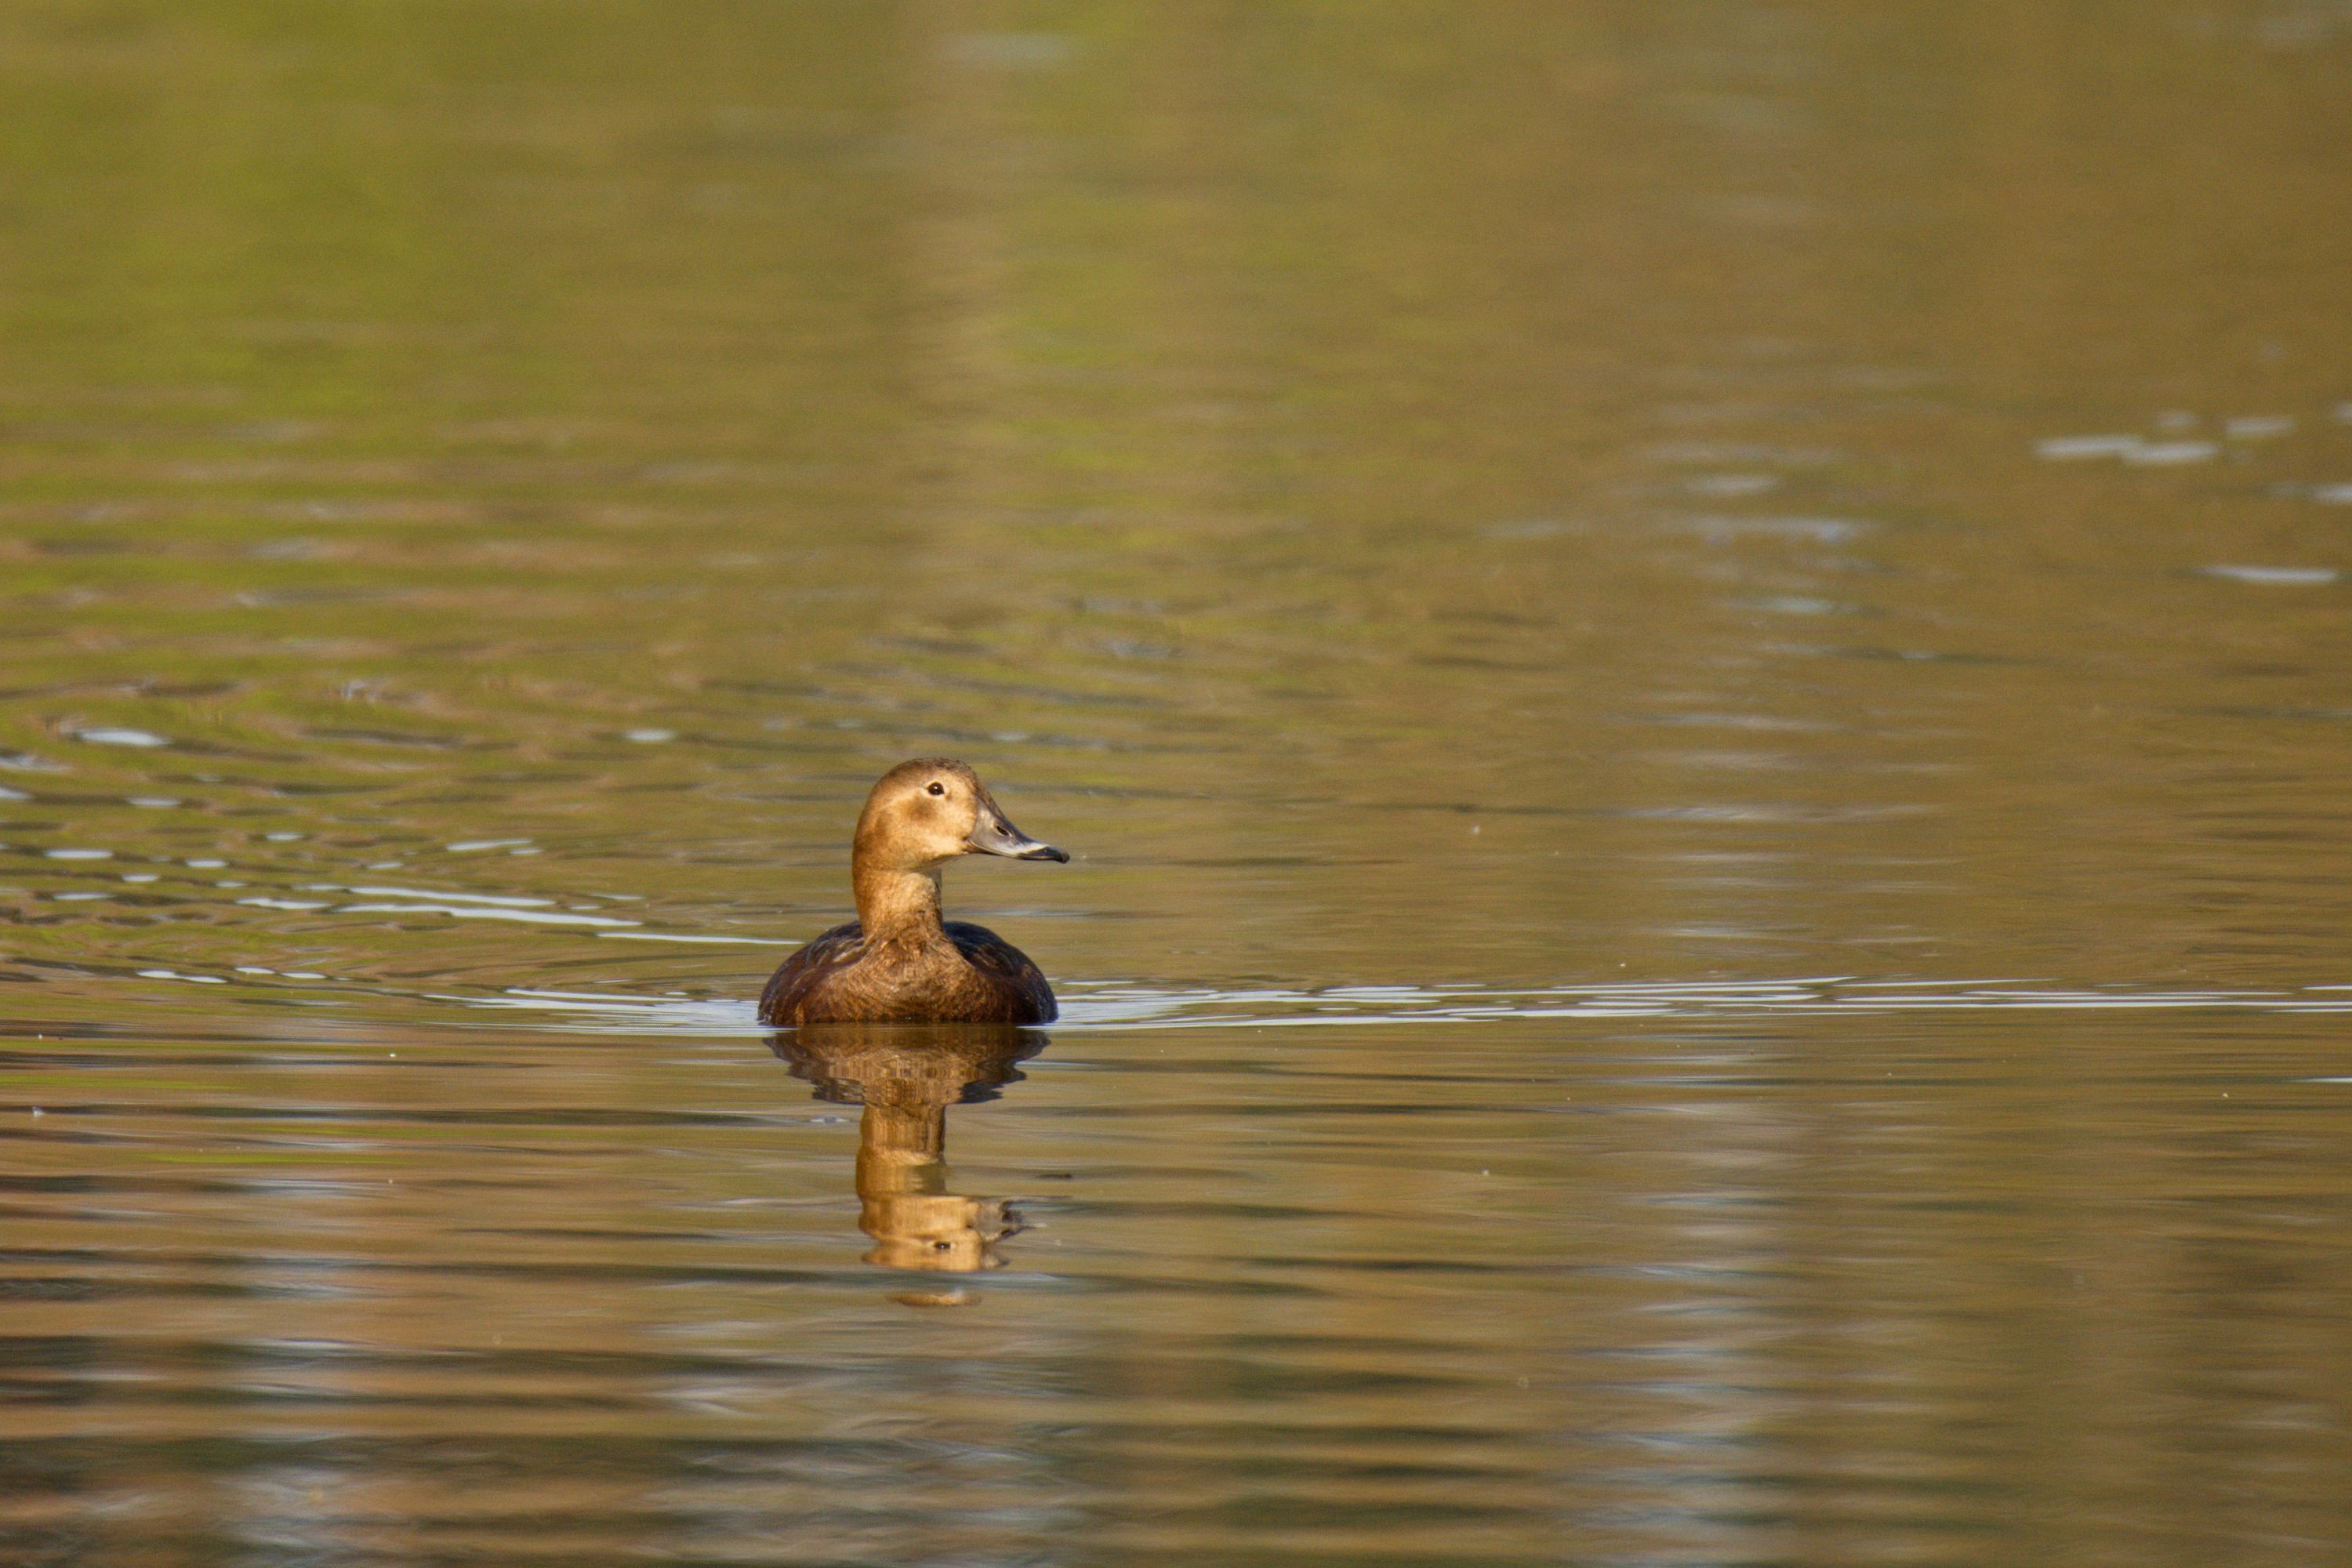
(6, 2), (2352, 1563)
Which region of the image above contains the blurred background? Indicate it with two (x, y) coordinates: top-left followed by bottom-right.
(3, 2), (2351, 1565)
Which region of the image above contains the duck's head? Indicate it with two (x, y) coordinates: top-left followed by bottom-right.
(853, 758), (1069, 873)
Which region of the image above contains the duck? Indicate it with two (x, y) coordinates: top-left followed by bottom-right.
(758, 759), (1069, 1027)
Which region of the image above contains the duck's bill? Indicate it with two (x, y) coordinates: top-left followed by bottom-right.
(967, 812), (1070, 862)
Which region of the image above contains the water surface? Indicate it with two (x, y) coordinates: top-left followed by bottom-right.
(5, 2), (2352, 1563)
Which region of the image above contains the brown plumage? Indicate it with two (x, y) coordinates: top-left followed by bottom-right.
(757, 759), (1068, 1027)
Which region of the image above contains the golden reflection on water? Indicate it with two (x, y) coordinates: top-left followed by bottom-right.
(772, 1024), (1043, 1279)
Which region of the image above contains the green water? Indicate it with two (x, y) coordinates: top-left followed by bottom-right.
(5, 3), (2352, 1563)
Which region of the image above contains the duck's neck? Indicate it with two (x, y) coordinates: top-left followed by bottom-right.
(855, 862), (946, 944)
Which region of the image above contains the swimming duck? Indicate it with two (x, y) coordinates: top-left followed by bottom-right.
(758, 759), (1068, 1027)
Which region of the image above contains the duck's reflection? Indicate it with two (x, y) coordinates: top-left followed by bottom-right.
(770, 1024), (1046, 1274)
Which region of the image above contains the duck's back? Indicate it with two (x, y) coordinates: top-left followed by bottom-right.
(758, 920), (1056, 1027)
(939, 920), (1058, 1024)
(757, 920), (864, 1025)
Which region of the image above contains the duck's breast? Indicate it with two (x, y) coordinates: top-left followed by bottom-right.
(760, 920), (1054, 1025)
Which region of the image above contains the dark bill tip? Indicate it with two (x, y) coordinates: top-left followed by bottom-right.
(967, 811), (1069, 863)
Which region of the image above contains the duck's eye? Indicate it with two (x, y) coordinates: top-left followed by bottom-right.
(927, 782), (946, 797)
